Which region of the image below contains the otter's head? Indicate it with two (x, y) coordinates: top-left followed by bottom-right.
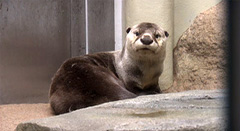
(125, 22), (169, 57)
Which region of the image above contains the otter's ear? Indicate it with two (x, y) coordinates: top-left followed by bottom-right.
(126, 27), (131, 34)
(164, 31), (169, 37)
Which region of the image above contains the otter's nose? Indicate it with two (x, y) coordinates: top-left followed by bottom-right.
(140, 36), (153, 45)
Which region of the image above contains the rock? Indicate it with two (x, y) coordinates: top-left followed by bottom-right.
(16, 89), (227, 131)
(168, 1), (228, 92)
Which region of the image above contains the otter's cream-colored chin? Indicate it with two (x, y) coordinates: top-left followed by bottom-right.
(134, 44), (160, 54)
(136, 48), (157, 54)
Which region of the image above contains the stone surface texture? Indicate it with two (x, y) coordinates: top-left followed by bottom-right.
(168, 1), (228, 92)
(16, 89), (227, 131)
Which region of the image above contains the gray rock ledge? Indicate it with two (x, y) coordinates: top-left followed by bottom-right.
(16, 89), (228, 131)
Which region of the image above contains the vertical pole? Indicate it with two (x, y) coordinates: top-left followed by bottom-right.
(85, 0), (89, 54)
(114, 0), (123, 50)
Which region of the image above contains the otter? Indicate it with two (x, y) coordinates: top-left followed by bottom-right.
(49, 22), (169, 115)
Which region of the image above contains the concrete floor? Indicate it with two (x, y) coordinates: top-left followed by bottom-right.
(0, 103), (53, 131)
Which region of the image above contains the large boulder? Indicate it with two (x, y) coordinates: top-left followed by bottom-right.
(168, 1), (228, 92)
(16, 89), (227, 131)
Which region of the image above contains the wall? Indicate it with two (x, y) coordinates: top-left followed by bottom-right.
(0, 0), (71, 104)
(87, 0), (115, 54)
(0, 0), (115, 104)
(123, 0), (222, 90)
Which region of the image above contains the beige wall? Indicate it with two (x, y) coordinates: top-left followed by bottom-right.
(123, 0), (222, 90)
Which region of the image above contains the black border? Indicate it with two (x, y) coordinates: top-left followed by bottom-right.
(229, 1), (240, 130)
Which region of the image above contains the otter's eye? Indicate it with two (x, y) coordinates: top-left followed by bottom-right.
(155, 34), (161, 38)
(134, 32), (139, 36)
